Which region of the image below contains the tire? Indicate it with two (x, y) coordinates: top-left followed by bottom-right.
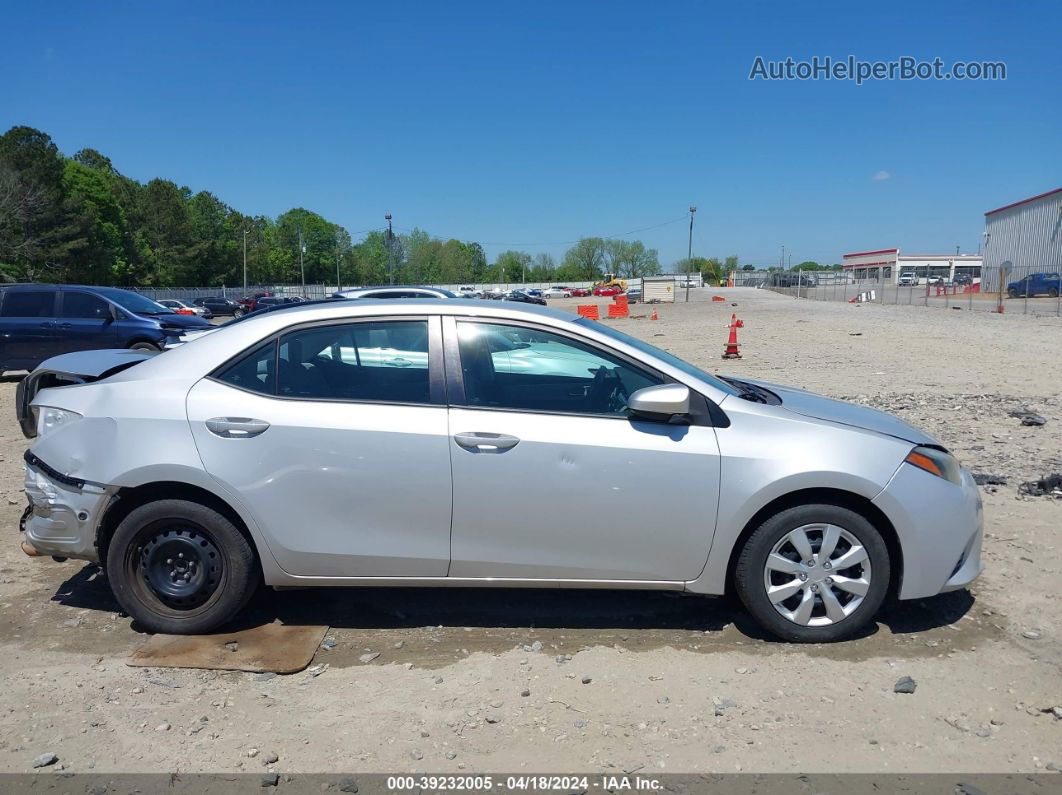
(734, 503), (890, 643)
(233, 308), (246, 318)
(1007, 289), (1018, 299)
(106, 499), (258, 634)
(1050, 288), (1059, 298)
(130, 341), (161, 352)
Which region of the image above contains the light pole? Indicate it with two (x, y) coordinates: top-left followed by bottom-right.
(242, 229), (249, 292)
(685, 205), (696, 302)
(385, 213), (394, 285)
(298, 228), (306, 294)
(335, 232), (342, 292)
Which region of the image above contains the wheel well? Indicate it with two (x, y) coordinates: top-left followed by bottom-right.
(723, 487), (902, 597)
(96, 481), (259, 570)
(125, 337), (159, 348)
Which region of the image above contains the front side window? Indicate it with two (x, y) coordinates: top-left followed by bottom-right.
(456, 321), (660, 416)
(1, 290), (57, 318)
(277, 320), (430, 403)
(62, 292), (110, 319)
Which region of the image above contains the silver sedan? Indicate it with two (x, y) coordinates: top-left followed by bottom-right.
(19, 300), (982, 641)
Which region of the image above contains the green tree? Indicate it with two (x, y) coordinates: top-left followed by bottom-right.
(494, 250), (533, 282)
(558, 237), (605, 281)
(741, 264), (756, 271)
(604, 239), (661, 278)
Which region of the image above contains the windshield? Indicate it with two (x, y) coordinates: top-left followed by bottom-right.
(575, 317), (739, 397)
(102, 289), (175, 315)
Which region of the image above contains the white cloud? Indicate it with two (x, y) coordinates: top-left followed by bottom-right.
(872, 170), (890, 181)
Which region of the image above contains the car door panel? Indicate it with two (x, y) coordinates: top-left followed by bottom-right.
(445, 318), (722, 582)
(187, 378), (452, 577)
(185, 317), (451, 578)
(448, 407), (720, 581)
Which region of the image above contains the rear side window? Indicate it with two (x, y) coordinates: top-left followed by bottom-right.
(62, 292), (111, 319)
(1, 291), (57, 318)
(215, 341), (276, 395)
(277, 320), (430, 403)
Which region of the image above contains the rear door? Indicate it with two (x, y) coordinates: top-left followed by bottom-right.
(187, 315), (453, 577)
(444, 317), (721, 582)
(0, 289), (61, 368)
(58, 291), (118, 352)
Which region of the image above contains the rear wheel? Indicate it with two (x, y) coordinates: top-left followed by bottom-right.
(106, 499), (258, 634)
(734, 503), (890, 642)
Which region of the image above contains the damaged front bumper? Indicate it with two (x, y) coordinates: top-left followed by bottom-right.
(21, 451), (114, 562)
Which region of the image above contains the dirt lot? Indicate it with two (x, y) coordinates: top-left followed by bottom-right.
(1, 287), (1060, 774)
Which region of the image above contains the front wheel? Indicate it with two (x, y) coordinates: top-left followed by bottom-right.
(734, 503), (890, 642)
(1050, 288), (1059, 298)
(106, 499), (258, 634)
(1008, 289), (1018, 298)
(130, 341), (161, 352)
(233, 308), (246, 318)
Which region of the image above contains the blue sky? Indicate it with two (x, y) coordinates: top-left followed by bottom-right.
(3, 1), (1059, 267)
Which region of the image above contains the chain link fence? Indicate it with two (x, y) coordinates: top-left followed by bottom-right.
(764, 265), (1062, 317)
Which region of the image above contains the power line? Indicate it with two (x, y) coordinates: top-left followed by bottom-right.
(354, 215), (689, 248)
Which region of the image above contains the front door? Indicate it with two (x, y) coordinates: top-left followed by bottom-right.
(58, 291), (118, 352)
(445, 318), (721, 582)
(186, 316), (452, 577)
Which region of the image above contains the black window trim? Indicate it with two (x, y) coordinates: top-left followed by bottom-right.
(206, 314), (445, 407)
(442, 316), (724, 426)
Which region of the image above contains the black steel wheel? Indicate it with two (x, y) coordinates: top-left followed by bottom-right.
(107, 499), (258, 634)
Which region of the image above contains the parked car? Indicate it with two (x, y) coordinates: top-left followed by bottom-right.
(593, 285), (623, 297)
(482, 288), (507, 300)
(0, 284), (211, 374)
(457, 287), (482, 298)
(568, 287), (592, 297)
(236, 292), (275, 312)
(158, 299), (212, 319)
(332, 286), (458, 300)
(19, 300), (982, 642)
(525, 289), (543, 297)
(926, 275), (947, 286)
(626, 286), (643, 302)
(503, 290), (547, 306)
(1007, 272), (1062, 298)
(542, 287), (572, 298)
(193, 296), (246, 318)
(254, 296), (304, 311)
(678, 280), (698, 289)
(897, 272), (918, 287)
(953, 273), (974, 286)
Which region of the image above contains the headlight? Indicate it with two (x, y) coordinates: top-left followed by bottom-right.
(905, 446), (962, 485)
(36, 406), (82, 439)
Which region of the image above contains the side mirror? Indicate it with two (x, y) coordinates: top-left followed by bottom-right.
(627, 384), (691, 423)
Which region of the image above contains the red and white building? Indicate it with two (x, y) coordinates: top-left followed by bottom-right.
(841, 248), (982, 284)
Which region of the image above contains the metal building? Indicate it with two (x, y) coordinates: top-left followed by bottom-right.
(841, 249), (982, 285)
(981, 187), (1062, 294)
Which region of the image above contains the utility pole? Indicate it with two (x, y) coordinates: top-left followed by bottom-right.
(781, 244), (786, 270)
(242, 229), (249, 292)
(335, 233), (342, 292)
(685, 205), (696, 302)
(298, 228), (306, 294)
(385, 213), (394, 285)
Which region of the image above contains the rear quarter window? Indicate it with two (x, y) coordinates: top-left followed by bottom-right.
(1, 291), (58, 318)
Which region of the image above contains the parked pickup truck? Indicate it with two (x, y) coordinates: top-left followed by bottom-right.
(1007, 272), (1062, 298)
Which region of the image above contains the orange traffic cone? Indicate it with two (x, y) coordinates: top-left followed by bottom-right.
(730, 313), (744, 328)
(722, 317), (741, 359)
(650, 308), (658, 321)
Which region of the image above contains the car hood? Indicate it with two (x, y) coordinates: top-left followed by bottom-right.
(148, 312), (212, 329)
(740, 378), (941, 447)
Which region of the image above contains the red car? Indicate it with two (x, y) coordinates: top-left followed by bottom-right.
(236, 291), (275, 312)
(568, 287), (592, 297)
(593, 285), (623, 297)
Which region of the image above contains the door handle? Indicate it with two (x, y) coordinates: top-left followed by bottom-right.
(454, 432), (520, 453)
(206, 417), (270, 439)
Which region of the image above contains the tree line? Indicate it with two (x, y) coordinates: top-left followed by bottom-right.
(0, 125), (694, 289)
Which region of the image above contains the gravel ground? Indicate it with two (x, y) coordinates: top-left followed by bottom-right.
(0, 287), (1060, 774)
